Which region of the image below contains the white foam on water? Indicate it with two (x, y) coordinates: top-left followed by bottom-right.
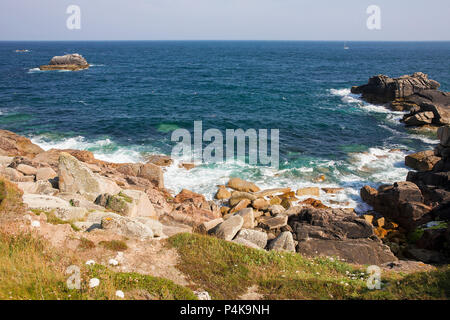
(28, 68), (43, 73)
(31, 135), (143, 164)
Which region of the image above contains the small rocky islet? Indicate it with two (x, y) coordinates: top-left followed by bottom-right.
(39, 53), (89, 71)
(1, 69), (449, 272)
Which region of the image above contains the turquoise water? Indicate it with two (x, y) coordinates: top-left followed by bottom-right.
(1, 41), (449, 208)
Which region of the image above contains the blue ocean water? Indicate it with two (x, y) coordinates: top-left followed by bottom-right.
(1, 41), (449, 208)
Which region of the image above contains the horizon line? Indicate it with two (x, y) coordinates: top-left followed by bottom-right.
(1, 39), (450, 42)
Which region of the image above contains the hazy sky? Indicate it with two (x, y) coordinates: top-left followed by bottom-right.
(1, 0), (449, 41)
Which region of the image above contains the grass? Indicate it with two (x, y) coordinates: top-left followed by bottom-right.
(0, 231), (197, 300)
(99, 240), (128, 251)
(0, 178), (25, 219)
(168, 233), (450, 300)
(78, 237), (95, 250)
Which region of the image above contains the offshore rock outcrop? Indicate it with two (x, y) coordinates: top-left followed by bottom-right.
(39, 53), (89, 71)
(352, 73), (450, 128)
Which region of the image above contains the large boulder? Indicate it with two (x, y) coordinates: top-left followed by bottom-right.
(167, 189), (221, 226)
(101, 213), (155, 239)
(58, 152), (120, 200)
(289, 207), (374, 241)
(351, 73), (440, 104)
(234, 229), (268, 249)
(297, 238), (397, 265)
(226, 177), (260, 192)
(95, 189), (157, 219)
(212, 215), (244, 241)
(267, 231), (296, 252)
(405, 150), (441, 172)
(361, 181), (430, 231)
(23, 194), (87, 221)
(0, 130), (43, 158)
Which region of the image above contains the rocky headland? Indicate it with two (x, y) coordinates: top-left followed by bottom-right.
(352, 72), (450, 128)
(39, 53), (89, 71)
(353, 73), (450, 264)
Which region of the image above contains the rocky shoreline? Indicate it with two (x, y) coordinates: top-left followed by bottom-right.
(0, 71), (448, 269)
(0, 127), (446, 268)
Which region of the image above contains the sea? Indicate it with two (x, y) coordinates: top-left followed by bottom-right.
(1, 41), (449, 211)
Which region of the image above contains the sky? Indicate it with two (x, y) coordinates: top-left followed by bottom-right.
(1, 0), (449, 41)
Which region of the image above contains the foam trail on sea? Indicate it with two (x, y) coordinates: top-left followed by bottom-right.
(31, 135), (144, 164)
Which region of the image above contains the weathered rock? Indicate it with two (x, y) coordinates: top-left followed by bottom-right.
(234, 228), (268, 249)
(134, 217), (165, 237)
(16, 164), (37, 176)
(321, 187), (344, 194)
(23, 194), (87, 221)
(229, 199), (251, 214)
(40, 54), (89, 71)
(299, 198), (328, 209)
(403, 111), (434, 126)
(180, 163), (195, 170)
(351, 73), (440, 104)
(196, 218), (224, 234)
(259, 215), (288, 230)
(95, 191), (157, 218)
(296, 187), (320, 197)
(233, 208), (255, 229)
(0, 130), (44, 158)
(168, 189), (221, 226)
(227, 177), (260, 193)
(120, 189), (157, 219)
(101, 213), (154, 238)
(213, 215), (244, 241)
(36, 167), (57, 181)
(137, 163), (164, 188)
(215, 186), (231, 200)
(268, 204), (285, 215)
(17, 180), (56, 195)
(361, 181), (429, 231)
(405, 150), (441, 172)
(438, 125), (450, 147)
(58, 152), (120, 200)
(297, 238), (397, 265)
(33, 148), (96, 168)
(290, 207), (374, 241)
(267, 231), (295, 252)
(0, 156), (13, 167)
(0, 167), (26, 182)
(251, 198), (269, 210)
(404, 247), (446, 264)
(253, 188), (291, 197)
(146, 155), (173, 167)
(174, 189), (205, 205)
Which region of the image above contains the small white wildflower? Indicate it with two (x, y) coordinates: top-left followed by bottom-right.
(109, 258), (119, 266)
(85, 260), (95, 266)
(89, 278), (100, 288)
(115, 290), (125, 298)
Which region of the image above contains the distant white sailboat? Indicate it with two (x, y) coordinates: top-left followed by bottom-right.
(344, 42), (349, 50)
